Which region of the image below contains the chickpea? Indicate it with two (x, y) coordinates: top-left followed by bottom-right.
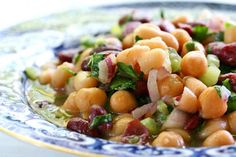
(133, 24), (179, 50)
(181, 51), (207, 77)
(135, 37), (168, 50)
(137, 48), (171, 74)
(227, 111), (236, 134)
(111, 115), (134, 136)
(184, 76), (207, 97)
(133, 23), (161, 39)
(75, 88), (107, 113)
(172, 15), (191, 25)
(203, 130), (234, 147)
(171, 29), (192, 51)
(157, 31), (179, 51)
(224, 26), (236, 43)
(61, 92), (80, 116)
(51, 62), (75, 89)
(117, 45), (150, 67)
(166, 128), (191, 143)
(158, 74), (184, 97)
(109, 136), (122, 142)
(152, 131), (185, 147)
(199, 117), (229, 139)
(75, 48), (92, 71)
(199, 87), (227, 119)
(176, 87), (199, 113)
(122, 33), (134, 49)
(73, 71), (98, 91)
(181, 41), (205, 57)
(39, 69), (54, 85)
(110, 90), (136, 113)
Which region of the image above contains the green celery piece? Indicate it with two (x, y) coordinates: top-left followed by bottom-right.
(199, 66), (221, 86)
(62, 67), (77, 76)
(141, 117), (159, 135)
(111, 24), (122, 38)
(167, 48), (182, 73)
(25, 67), (38, 80)
(157, 100), (169, 115)
(207, 54), (220, 68)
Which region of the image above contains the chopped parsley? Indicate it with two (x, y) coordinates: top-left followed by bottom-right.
(192, 25), (208, 42)
(88, 53), (105, 78)
(89, 113), (112, 129)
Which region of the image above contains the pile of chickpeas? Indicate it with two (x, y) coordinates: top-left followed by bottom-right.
(37, 14), (236, 148)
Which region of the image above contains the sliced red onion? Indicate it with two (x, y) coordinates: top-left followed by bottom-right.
(220, 85), (231, 102)
(156, 67), (171, 81)
(162, 108), (190, 129)
(98, 54), (117, 84)
(147, 69), (160, 102)
(132, 103), (155, 119)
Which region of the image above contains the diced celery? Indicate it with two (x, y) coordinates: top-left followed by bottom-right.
(25, 67), (38, 80)
(199, 66), (221, 86)
(141, 117), (158, 135)
(80, 35), (96, 48)
(224, 20), (236, 28)
(168, 48), (182, 73)
(95, 37), (106, 47)
(111, 24), (122, 38)
(207, 54), (220, 68)
(157, 100), (169, 115)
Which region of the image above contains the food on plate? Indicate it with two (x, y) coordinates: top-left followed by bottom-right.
(25, 10), (236, 147)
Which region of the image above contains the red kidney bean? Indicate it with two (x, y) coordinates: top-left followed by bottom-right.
(67, 117), (99, 137)
(119, 12), (151, 25)
(88, 105), (107, 122)
(122, 119), (149, 144)
(184, 114), (200, 130)
(219, 73), (236, 92)
(220, 43), (236, 67)
(208, 42), (236, 67)
(57, 48), (80, 63)
(176, 23), (193, 36)
(81, 57), (91, 71)
(122, 21), (141, 37)
(134, 80), (148, 96)
(158, 20), (176, 33)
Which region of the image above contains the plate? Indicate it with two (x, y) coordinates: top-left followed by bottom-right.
(0, 1), (236, 157)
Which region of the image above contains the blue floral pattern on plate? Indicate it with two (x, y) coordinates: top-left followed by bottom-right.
(0, 2), (236, 157)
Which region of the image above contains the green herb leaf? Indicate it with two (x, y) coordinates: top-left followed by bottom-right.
(135, 36), (143, 42)
(160, 9), (165, 19)
(72, 53), (81, 64)
(192, 26), (208, 42)
(222, 78), (232, 90)
(185, 41), (195, 52)
(117, 62), (139, 80)
(62, 67), (77, 76)
(88, 53), (105, 78)
(214, 32), (224, 41)
(136, 96), (151, 106)
(24, 67), (39, 80)
(89, 113), (112, 129)
(214, 85), (222, 98)
(110, 76), (136, 90)
(227, 93), (236, 112)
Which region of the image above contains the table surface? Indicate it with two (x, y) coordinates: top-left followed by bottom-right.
(0, 0), (236, 157)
